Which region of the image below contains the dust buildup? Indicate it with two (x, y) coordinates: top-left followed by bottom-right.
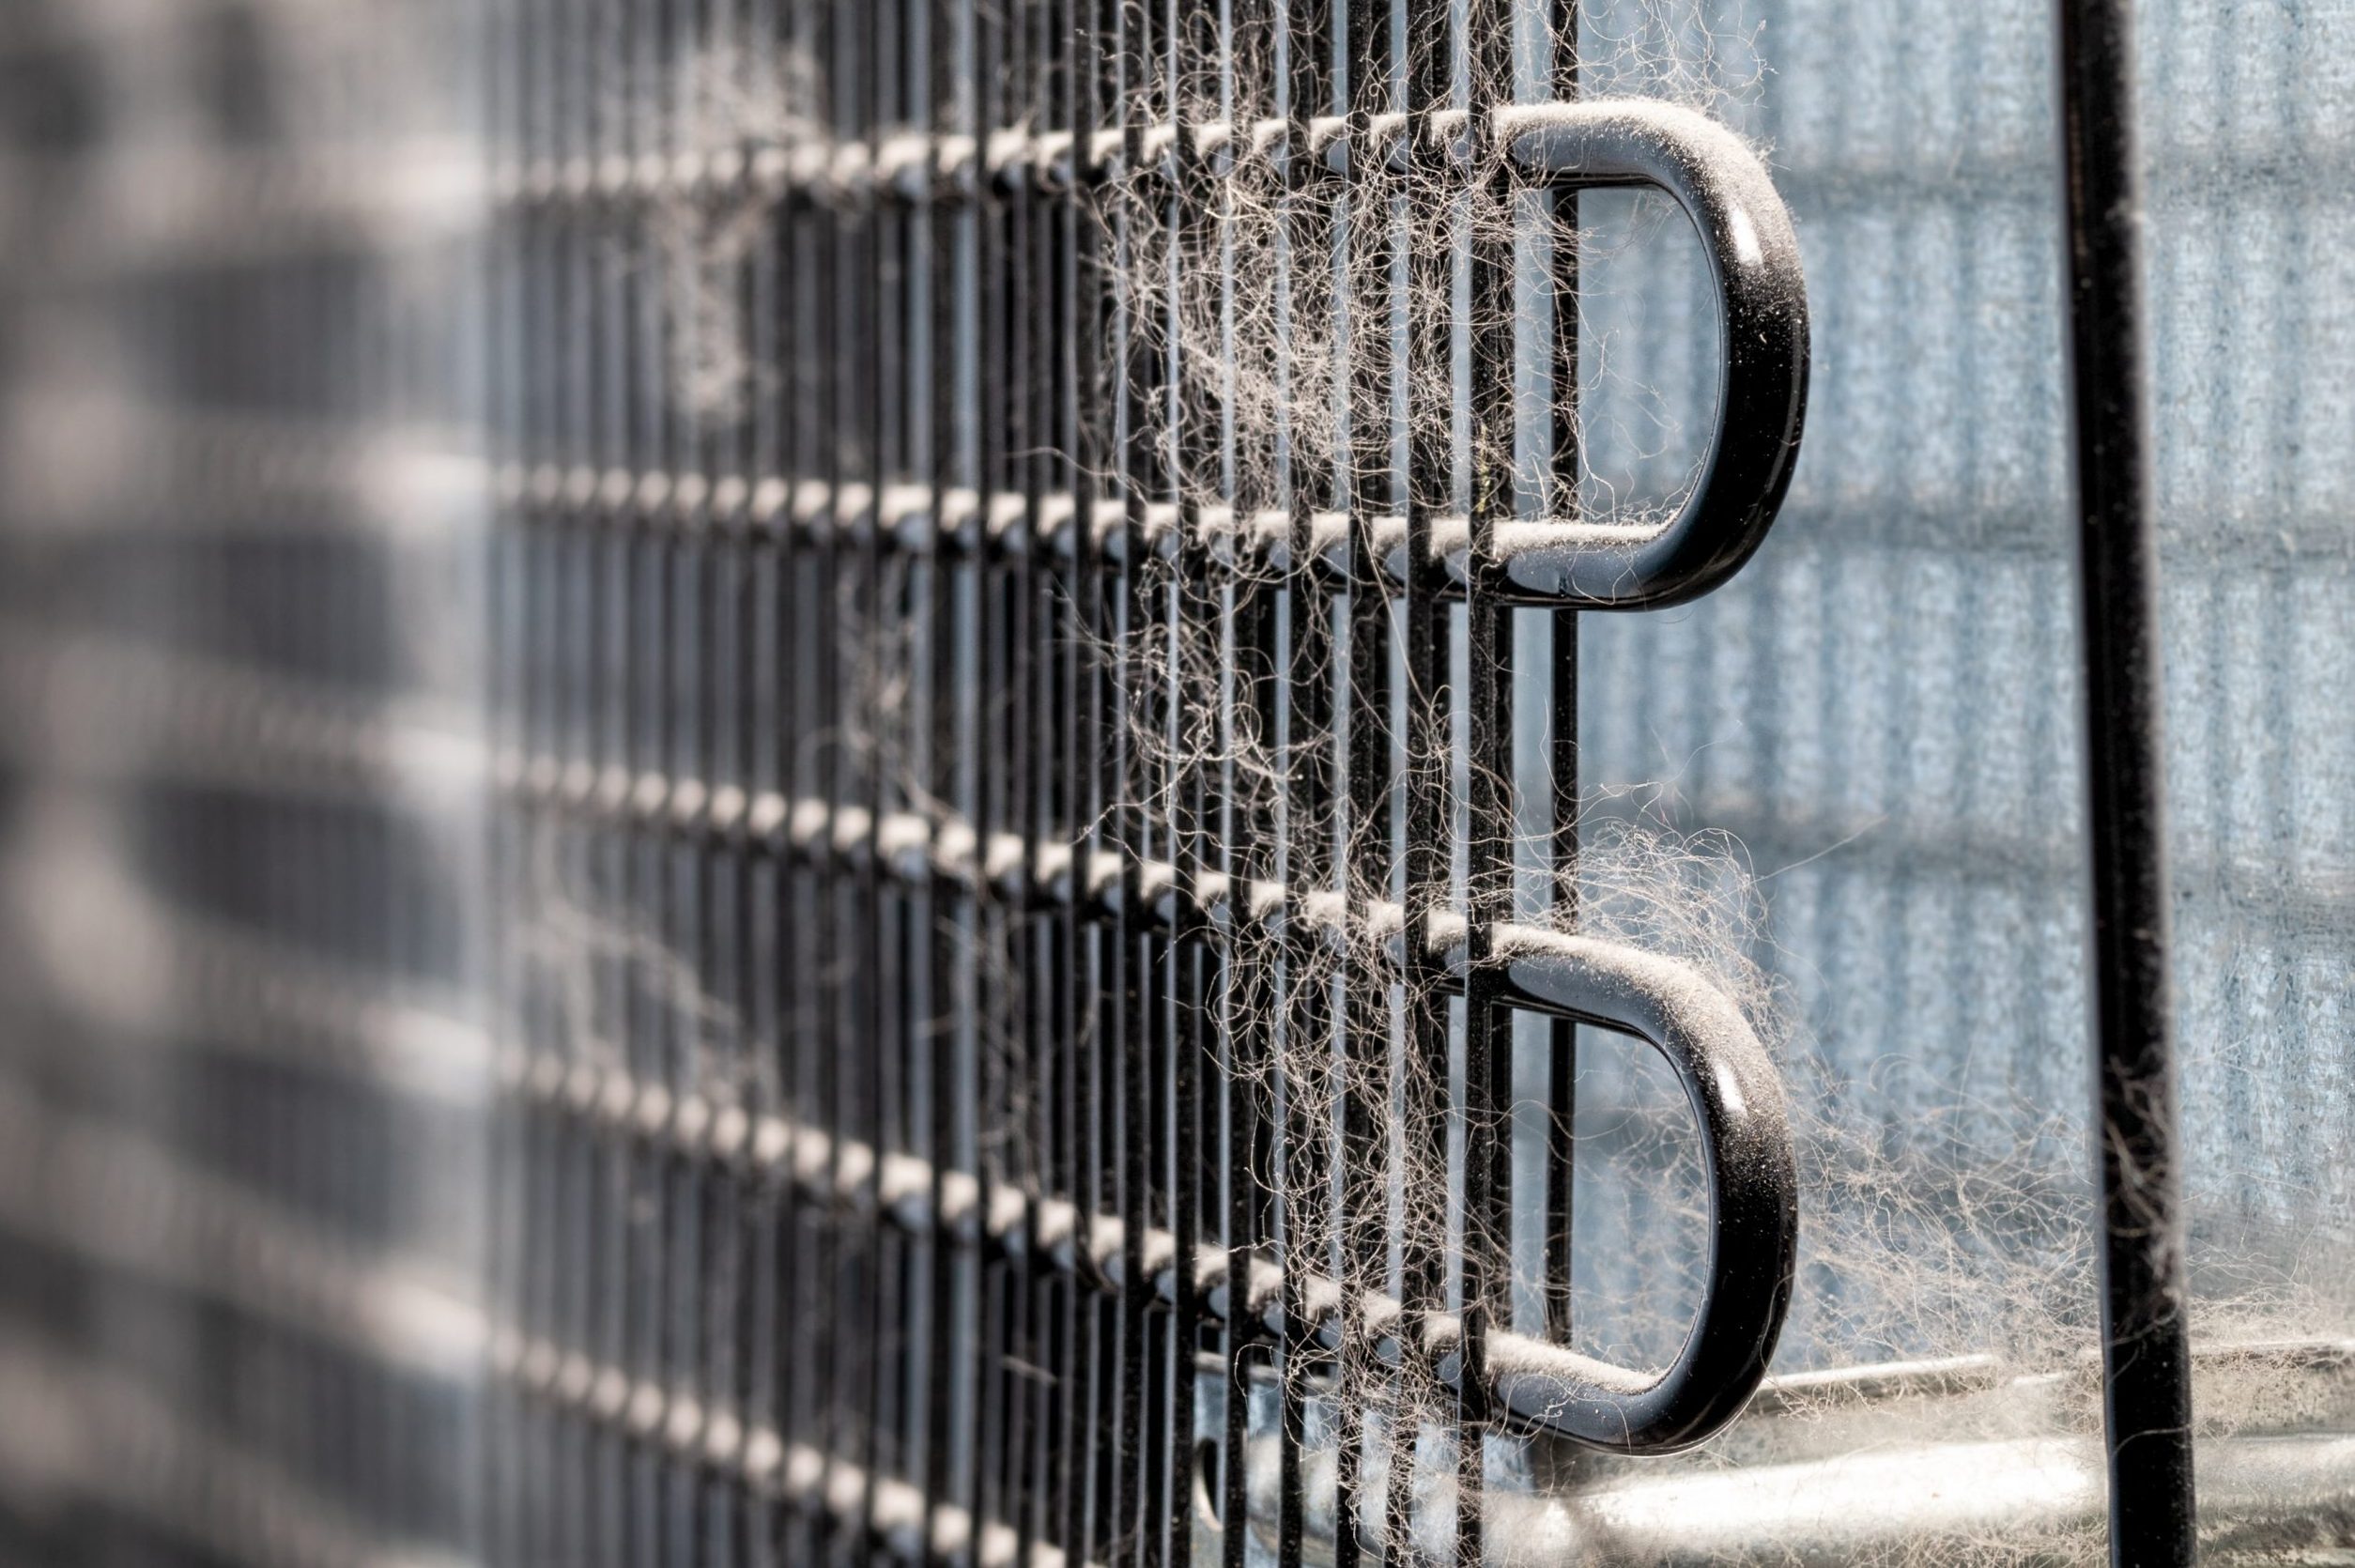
(513, 4), (2355, 1563)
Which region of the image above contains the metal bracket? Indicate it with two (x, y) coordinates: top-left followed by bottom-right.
(1491, 100), (1810, 608)
(1482, 928), (1800, 1452)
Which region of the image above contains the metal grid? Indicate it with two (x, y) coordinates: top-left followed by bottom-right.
(0, 0), (2230, 1564)
(484, 0), (1809, 1562)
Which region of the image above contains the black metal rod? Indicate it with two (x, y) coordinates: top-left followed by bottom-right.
(1072, 3), (1115, 1555)
(1223, 7), (1284, 1560)
(1166, 8), (1214, 1560)
(925, 0), (966, 1547)
(1339, 2), (1394, 1560)
(773, 5), (817, 1556)
(1274, 3), (1331, 1561)
(855, 0), (899, 1544)
(1544, 0), (1581, 1352)
(1459, 0), (1518, 1560)
(1114, 0), (1155, 1554)
(1036, 0), (1079, 1549)
(812, 0), (857, 1553)
(977, 0), (1020, 1548)
(1399, 0), (1460, 1551)
(2053, 1), (2196, 1562)
(1008, 5), (1054, 1558)
(1052, 0), (1094, 1558)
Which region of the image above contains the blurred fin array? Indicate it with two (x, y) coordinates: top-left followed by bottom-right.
(0, 1), (491, 1562)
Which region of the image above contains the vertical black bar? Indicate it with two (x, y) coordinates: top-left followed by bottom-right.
(772, 2), (820, 1555)
(1049, 0), (1093, 1559)
(1274, 7), (1330, 1561)
(500, 0), (542, 1550)
(1543, 0), (1580, 1350)
(978, 0), (1027, 1545)
(1221, 5), (1278, 1564)
(814, 0), (857, 1551)
(1399, 0), (1453, 1551)
(1114, 0), (1157, 1555)
(1018, 5), (1062, 1548)
(598, 18), (645, 1534)
(701, 6), (762, 1557)
(1339, 1), (1392, 1560)
(1457, 0), (1516, 1560)
(2053, 2), (2196, 1563)
(624, 4), (671, 1557)
(486, 0), (527, 1548)
(1071, 2), (1115, 1555)
(1163, 0), (1210, 1561)
(736, 17), (785, 1530)
(594, 0), (639, 1544)
(925, 0), (966, 1559)
(1030, 0), (1074, 1558)
(766, 7), (809, 1561)
(1008, 37), (1040, 1550)
(665, 6), (717, 1552)
(859, 0), (899, 1544)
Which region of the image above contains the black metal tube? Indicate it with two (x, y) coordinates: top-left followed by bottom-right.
(1165, 4), (1212, 1560)
(1460, 0), (1518, 1559)
(2053, 1), (2196, 1562)
(1337, 3), (1393, 1562)
(1114, 1), (1157, 1555)
(1275, 4), (1332, 1560)
(924, 0), (965, 1545)
(1220, 13), (1277, 1558)
(1544, 0), (1581, 1352)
